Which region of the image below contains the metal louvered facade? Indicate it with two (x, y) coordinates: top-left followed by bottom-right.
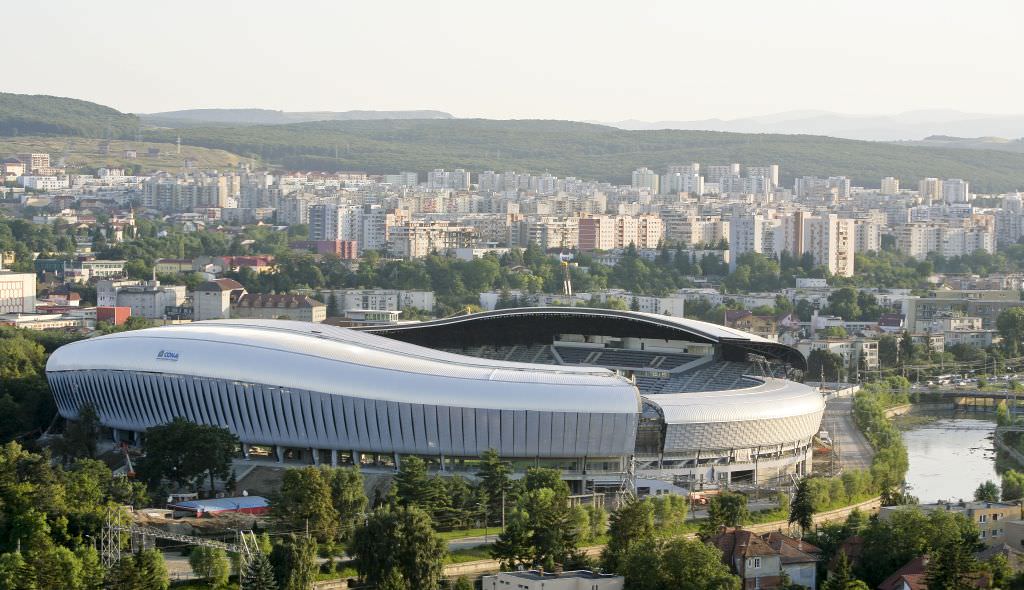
(47, 369), (636, 458)
(44, 320), (640, 464)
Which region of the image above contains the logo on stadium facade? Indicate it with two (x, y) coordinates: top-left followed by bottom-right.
(156, 350), (180, 362)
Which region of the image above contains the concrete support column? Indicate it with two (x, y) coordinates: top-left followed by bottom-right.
(394, 453), (401, 470)
(242, 444), (251, 460)
(353, 451), (362, 465)
(312, 449), (320, 466)
(331, 449), (338, 467)
(275, 446), (284, 463)
(112, 428), (121, 443)
(440, 454), (446, 472)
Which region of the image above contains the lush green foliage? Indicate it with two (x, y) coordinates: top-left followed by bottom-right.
(135, 418), (238, 494)
(188, 546), (230, 588)
(700, 492), (750, 536)
(145, 118), (1024, 192)
(0, 92), (139, 138)
(351, 505), (446, 590)
(619, 537), (739, 590)
(270, 534), (318, 590)
(974, 480), (1000, 502)
(852, 378), (912, 504)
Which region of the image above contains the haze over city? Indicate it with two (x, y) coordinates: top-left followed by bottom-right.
(6, 0), (1024, 122)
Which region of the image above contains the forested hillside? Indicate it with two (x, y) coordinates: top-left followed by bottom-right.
(0, 93), (139, 138)
(147, 118), (1024, 191)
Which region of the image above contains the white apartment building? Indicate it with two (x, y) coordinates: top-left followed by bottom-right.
(706, 164), (740, 183)
(896, 222), (995, 260)
(388, 221), (475, 258)
(0, 271), (35, 314)
(308, 203), (360, 242)
(943, 178), (970, 204)
(746, 165), (780, 189)
(661, 213), (728, 247)
(880, 176), (900, 195)
(20, 176), (69, 191)
(313, 289), (436, 312)
(802, 214), (855, 277)
(97, 280), (187, 320)
(853, 219), (882, 253)
(631, 167), (660, 193)
(919, 178), (943, 202)
(661, 171), (703, 195)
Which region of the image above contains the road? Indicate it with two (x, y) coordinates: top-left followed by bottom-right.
(823, 395), (874, 471)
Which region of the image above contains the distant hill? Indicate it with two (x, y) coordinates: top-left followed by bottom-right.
(145, 118), (1024, 192)
(892, 135), (1024, 154)
(605, 109), (1024, 142)
(141, 108), (455, 127)
(0, 93), (139, 138)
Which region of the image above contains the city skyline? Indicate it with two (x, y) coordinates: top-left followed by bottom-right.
(7, 0), (1024, 122)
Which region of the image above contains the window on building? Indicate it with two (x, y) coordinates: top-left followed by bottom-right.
(980, 515), (987, 523)
(753, 557), (761, 568)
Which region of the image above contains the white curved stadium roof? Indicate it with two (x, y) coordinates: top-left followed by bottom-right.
(647, 378), (824, 425)
(47, 320), (640, 414)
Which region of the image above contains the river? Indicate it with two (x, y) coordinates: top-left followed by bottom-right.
(902, 415), (999, 503)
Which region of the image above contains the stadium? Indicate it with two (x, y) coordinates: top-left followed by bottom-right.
(45, 308), (824, 492)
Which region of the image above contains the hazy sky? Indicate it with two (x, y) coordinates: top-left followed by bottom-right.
(6, 0), (1024, 121)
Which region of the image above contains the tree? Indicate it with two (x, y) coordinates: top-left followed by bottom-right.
(823, 552), (855, 590)
(925, 534), (979, 590)
(997, 307), (1024, 356)
(53, 403), (101, 463)
(135, 418), (238, 493)
(899, 330), (916, 365)
(1002, 469), (1024, 501)
(491, 507), (534, 570)
(351, 505), (446, 590)
(242, 552), (278, 590)
(825, 288), (861, 321)
(392, 456), (443, 519)
(997, 400), (1012, 427)
(326, 293), (340, 318)
(274, 467), (339, 543)
(270, 534), (318, 590)
(620, 537), (739, 590)
(189, 546), (230, 588)
(0, 550), (36, 590)
(601, 497), (655, 573)
(974, 480), (1000, 503)
(324, 466), (367, 544)
(378, 568), (409, 590)
(807, 349), (845, 383)
(517, 486), (579, 570)
(878, 335), (899, 368)
(789, 478), (815, 534)
(452, 576), (473, 590)
(701, 492), (750, 536)
(477, 449), (513, 526)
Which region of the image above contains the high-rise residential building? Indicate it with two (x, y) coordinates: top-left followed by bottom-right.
(801, 214), (855, 277)
(896, 222), (995, 260)
(388, 221), (475, 258)
(661, 171), (703, 195)
(706, 164), (741, 184)
(16, 153), (50, 173)
(383, 172), (419, 187)
(943, 178), (970, 204)
(919, 178), (943, 202)
(853, 219), (882, 253)
(880, 177), (900, 195)
(631, 167), (660, 193)
(827, 176), (852, 199)
(667, 163), (700, 175)
(728, 214), (767, 268)
(309, 203), (359, 242)
(793, 176), (835, 201)
(745, 165), (780, 189)
(0, 270), (35, 313)
(578, 216), (617, 251)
